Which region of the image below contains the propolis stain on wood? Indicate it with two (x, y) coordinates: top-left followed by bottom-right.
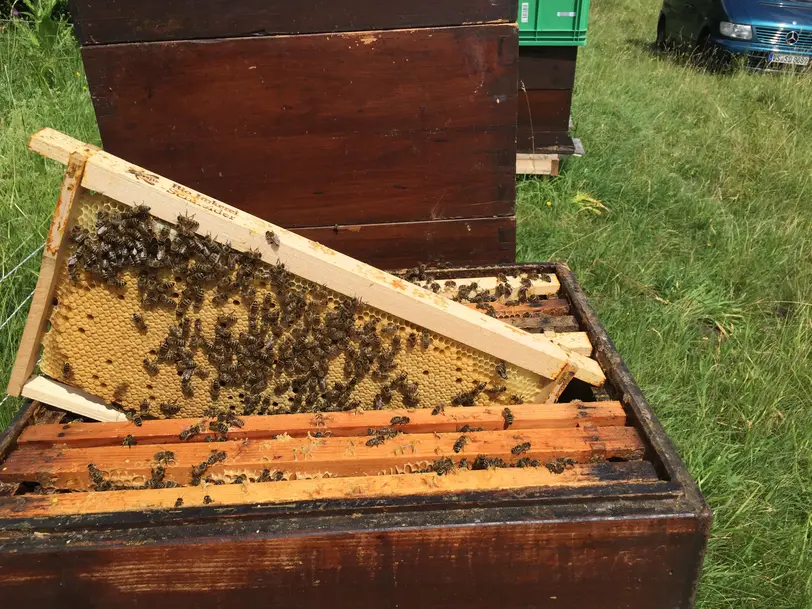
(41, 195), (549, 420)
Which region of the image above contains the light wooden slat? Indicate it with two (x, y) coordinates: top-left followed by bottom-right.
(20, 377), (127, 422)
(515, 153), (560, 176)
(28, 129), (99, 165)
(507, 315), (580, 332)
(28, 128), (604, 386)
(0, 427), (645, 490)
(6, 153), (90, 397)
(464, 299), (570, 317)
(537, 363), (577, 404)
(0, 461), (660, 519)
(17, 402), (627, 448)
(546, 332), (591, 356)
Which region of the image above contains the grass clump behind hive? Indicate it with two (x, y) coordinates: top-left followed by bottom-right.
(40, 193), (546, 419)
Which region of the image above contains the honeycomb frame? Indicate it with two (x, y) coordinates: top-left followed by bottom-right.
(9, 129), (604, 423)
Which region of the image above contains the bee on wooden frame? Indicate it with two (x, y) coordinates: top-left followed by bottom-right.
(453, 435), (469, 453)
(511, 442), (531, 455)
(265, 231), (281, 248)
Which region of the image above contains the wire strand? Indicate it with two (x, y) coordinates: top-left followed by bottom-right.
(0, 289), (34, 332)
(0, 244), (43, 286)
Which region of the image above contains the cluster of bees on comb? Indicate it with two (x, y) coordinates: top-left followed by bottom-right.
(402, 263), (552, 318)
(49, 205), (543, 421)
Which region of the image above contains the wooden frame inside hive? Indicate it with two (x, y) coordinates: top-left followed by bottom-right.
(7, 129), (604, 423)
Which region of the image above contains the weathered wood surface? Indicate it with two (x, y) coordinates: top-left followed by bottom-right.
(517, 89), (573, 151)
(6, 154), (89, 397)
(18, 402), (627, 448)
(0, 426), (645, 490)
(68, 0), (517, 44)
(0, 512), (709, 609)
(0, 461), (657, 518)
(518, 46), (578, 90)
(81, 26), (519, 228)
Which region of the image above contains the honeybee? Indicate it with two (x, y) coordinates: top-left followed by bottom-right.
(160, 402), (181, 416)
(206, 450), (227, 465)
(421, 330), (432, 349)
(390, 416), (410, 426)
(209, 420), (229, 434)
(62, 362), (72, 379)
(265, 231), (280, 247)
(179, 423), (202, 441)
(495, 361), (508, 380)
(132, 313), (148, 332)
(365, 435), (385, 447)
(122, 434), (137, 447)
(143, 358), (159, 376)
(453, 435), (469, 453)
(431, 457), (454, 476)
(458, 424), (483, 433)
(380, 324), (399, 336)
(511, 442), (531, 455)
(154, 450), (175, 463)
(502, 407), (514, 429)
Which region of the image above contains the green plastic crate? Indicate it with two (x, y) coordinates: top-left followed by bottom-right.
(518, 0), (590, 46)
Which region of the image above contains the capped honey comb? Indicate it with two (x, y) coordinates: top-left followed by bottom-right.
(40, 192), (548, 420)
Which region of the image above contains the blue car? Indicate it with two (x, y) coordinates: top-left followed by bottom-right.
(657, 0), (812, 69)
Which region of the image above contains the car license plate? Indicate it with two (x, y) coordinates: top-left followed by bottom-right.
(768, 52), (810, 66)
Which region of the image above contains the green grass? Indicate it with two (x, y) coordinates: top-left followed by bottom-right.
(0, 18), (98, 427)
(1, 5), (811, 607)
(517, 0), (812, 607)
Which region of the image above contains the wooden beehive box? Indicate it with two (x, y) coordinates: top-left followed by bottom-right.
(67, 0), (520, 268)
(0, 261), (710, 608)
(0, 131), (709, 607)
(518, 46), (579, 154)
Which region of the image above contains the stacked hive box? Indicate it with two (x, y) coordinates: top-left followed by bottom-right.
(517, 0), (592, 155)
(68, 1), (520, 269)
(518, 46), (579, 154)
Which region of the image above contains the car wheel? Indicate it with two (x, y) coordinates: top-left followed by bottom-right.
(656, 15), (668, 50)
(697, 30), (731, 71)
